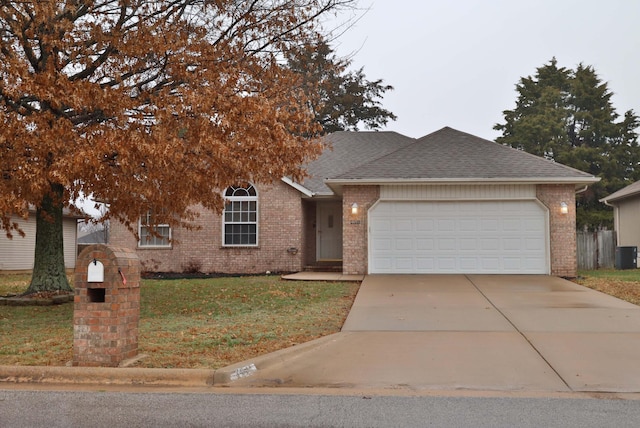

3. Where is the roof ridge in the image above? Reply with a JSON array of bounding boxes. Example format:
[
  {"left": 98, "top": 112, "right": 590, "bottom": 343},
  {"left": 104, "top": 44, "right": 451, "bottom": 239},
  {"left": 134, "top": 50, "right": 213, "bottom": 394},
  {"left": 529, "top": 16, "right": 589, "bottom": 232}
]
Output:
[{"left": 419, "top": 127, "right": 595, "bottom": 178}]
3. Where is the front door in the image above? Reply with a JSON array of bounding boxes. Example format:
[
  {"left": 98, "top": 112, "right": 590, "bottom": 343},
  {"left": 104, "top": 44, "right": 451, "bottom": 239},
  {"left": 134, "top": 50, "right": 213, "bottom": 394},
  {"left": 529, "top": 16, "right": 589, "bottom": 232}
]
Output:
[{"left": 316, "top": 202, "right": 343, "bottom": 260}]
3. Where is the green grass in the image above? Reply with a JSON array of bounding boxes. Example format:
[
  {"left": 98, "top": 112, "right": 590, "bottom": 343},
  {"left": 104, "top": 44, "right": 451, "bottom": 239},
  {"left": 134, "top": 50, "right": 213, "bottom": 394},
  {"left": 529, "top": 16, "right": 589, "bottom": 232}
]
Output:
[
  {"left": 578, "top": 269, "right": 640, "bottom": 281},
  {"left": 0, "top": 275, "right": 360, "bottom": 368},
  {"left": 575, "top": 269, "right": 640, "bottom": 306}
]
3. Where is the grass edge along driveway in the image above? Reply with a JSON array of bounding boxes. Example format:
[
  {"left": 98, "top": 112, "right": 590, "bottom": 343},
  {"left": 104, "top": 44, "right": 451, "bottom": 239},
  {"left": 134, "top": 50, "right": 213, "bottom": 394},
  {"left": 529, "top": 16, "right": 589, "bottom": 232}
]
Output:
[
  {"left": 2, "top": 269, "right": 640, "bottom": 368},
  {"left": 0, "top": 275, "right": 360, "bottom": 369}
]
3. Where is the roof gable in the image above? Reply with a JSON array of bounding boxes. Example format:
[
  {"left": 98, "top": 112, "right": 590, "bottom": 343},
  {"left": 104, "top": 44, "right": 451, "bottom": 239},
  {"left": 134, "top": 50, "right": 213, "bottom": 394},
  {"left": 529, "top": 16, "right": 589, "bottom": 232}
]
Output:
[
  {"left": 294, "top": 127, "right": 598, "bottom": 197},
  {"left": 333, "top": 127, "right": 597, "bottom": 181}
]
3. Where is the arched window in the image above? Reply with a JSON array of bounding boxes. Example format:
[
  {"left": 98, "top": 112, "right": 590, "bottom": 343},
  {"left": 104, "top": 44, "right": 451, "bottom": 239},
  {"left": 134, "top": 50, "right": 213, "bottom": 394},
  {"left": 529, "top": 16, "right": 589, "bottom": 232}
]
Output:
[{"left": 223, "top": 184, "right": 258, "bottom": 246}]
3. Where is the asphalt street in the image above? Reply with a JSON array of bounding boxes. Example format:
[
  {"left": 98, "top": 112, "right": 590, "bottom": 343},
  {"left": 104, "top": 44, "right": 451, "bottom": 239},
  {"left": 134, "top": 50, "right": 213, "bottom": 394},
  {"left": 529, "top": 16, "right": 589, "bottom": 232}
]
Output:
[{"left": 2, "top": 389, "right": 640, "bottom": 428}]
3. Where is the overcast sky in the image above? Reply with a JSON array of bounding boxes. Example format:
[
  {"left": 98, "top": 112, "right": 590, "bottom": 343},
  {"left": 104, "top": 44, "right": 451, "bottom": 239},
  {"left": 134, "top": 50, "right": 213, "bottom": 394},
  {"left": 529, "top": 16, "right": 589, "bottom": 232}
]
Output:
[{"left": 326, "top": 0, "right": 640, "bottom": 141}]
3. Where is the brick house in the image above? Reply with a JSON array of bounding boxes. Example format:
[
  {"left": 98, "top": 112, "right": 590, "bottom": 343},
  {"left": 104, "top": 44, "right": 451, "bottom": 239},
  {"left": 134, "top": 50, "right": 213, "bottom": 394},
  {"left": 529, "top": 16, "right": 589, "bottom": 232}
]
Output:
[{"left": 109, "top": 127, "right": 598, "bottom": 277}]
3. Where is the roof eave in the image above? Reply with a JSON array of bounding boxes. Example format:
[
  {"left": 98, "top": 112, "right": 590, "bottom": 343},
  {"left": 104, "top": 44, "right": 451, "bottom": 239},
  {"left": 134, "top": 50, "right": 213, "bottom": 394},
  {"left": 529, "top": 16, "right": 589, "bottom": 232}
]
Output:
[
  {"left": 324, "top": 177, "right": 600, "bottom": 194},
  {"left": 600, "top": 189, "right": 640, "bottom": 205},
  {"left": 280, "top": 177, "right": 314, "bottom": 198}
]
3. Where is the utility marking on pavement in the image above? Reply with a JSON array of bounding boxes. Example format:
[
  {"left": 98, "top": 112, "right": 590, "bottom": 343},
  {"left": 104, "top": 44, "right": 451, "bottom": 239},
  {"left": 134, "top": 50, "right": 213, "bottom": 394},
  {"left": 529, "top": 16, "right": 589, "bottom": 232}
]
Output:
[{"left": 230, "top": 363, "right": 257, "bottom": 381}]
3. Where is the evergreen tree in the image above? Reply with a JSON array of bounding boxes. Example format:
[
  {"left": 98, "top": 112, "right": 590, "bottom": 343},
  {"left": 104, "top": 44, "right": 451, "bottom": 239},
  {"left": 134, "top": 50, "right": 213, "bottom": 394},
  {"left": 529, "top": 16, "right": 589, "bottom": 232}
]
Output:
[
  {"left": 286, "top": 39, "right": 397, "bottom": 133},
  {"left": 495, "top": 59, "right": 640, "bottom": 230}
]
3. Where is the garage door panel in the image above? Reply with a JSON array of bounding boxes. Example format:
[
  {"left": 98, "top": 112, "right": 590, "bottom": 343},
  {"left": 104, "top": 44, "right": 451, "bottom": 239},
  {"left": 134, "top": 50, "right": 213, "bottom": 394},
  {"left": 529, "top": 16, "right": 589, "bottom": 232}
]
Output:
[
  {"left": 438, "top": 238, "right": 457, "bottom": 251},
  {"left": 502, "top": 219, "right": 522, "bottom": 231},
  {"left": 523, "top": 218, "right": 545, "bottom": 231},
  {"left": 438, "top": 219, "right": 456, "bottom": 231},
  {"left": 437, "top": 258, "right": 456, "bottom": 271},
  {"left": 416, "top": 238, "right": 434, "bottom": 250},
  {"left": 459, "top": 258, "right": 479, "bottom": 270},
  {"left": 459, "top": 238, "right": 478, "bottom": 250},
  {"left": 416, "top": 219, "right": 434, "bottom": 231},
  {"left": 480, "top": 258, "right": 500, "bottom": 270},
  {"left": 395, "top": 238, "right": 413, "bottom": 251},
  {"left": 480, "top": 238, "right": 500, "bottom": 250},
  {"left": 481, "top": 219, "right": 500, "bottom": 231},
  {"left": 370, "top": 201, "right": 548, "bottom": 274},
  {"left": 416, "top": 258, "right": 434, "bottom": 269},
  {"left": 459, "top": 219, "right": 478, "bottom": 231},
  {"left": 372, "top": 238, "right": 393, "bottom": 251},
  {"left": 502, "top": 238, "right": 521, "bottom": 250},
  {"left": 372, "top": 218, "right": 392, "bottom": 232},
  {"left": 524, "top": 238, "right": 544, "bottom": 250}
]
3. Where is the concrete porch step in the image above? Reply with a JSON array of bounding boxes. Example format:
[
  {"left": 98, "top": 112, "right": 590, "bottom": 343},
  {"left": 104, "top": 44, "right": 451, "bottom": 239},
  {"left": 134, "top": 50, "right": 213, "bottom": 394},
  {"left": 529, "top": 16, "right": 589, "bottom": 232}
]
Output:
[{"left": 303, "top": 262, "right": 343, "bottom": 273}]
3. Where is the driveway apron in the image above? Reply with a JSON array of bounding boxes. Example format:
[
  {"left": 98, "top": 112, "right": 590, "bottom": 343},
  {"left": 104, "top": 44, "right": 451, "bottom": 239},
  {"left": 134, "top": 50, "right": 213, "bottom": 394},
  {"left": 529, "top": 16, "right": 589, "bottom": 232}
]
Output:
[{"left": 226, "top": 275, "right": 640, "bottom": 392}]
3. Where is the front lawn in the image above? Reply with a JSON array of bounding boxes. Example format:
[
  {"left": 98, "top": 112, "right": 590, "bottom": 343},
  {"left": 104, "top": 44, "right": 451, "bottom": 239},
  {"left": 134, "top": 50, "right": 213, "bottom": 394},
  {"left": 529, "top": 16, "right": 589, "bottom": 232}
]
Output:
[
  {"left": 576, "top": 269, "right": 640, "bottom": 306},
  {"left": 0, "top": 275, "right": 359, "bottom": 368}
]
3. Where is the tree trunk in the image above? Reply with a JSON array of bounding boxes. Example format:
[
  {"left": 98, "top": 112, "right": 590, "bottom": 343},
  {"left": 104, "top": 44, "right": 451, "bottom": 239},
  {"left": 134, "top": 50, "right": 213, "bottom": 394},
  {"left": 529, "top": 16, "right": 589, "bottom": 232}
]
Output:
[{"left": 25, "top": 183, "right": 73, "bottom": 294}]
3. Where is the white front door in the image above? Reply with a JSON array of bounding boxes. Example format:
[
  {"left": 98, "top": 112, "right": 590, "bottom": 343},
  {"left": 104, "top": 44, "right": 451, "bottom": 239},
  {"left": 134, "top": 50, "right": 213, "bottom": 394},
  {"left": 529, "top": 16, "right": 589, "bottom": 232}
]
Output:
[{"left": 317, "top": 202, "right": 343, "bottom": 260}]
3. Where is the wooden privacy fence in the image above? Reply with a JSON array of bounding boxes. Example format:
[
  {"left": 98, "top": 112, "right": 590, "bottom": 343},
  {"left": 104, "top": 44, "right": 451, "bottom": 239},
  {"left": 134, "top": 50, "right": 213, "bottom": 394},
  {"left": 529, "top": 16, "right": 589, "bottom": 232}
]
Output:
[{"left": 576, "top": 230, "right": 616, "bottom": 270}]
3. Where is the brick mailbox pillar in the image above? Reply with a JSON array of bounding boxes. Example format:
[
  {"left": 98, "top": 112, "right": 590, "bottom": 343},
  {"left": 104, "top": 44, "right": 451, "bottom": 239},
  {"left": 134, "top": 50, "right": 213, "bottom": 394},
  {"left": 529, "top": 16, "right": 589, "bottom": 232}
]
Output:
[{"left": 73, "top": 244, "right": 141, "bottom": 367}]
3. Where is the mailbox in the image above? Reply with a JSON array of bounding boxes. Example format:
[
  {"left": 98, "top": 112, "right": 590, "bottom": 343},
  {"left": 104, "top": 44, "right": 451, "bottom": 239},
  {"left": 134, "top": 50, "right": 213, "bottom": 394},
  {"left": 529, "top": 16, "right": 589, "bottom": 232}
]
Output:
[
  {"left": 73, "top": 244, "right": 140, "bottom": 367},
  {"left": 87, "top": 259, "right": 104, "bottom": 282}
]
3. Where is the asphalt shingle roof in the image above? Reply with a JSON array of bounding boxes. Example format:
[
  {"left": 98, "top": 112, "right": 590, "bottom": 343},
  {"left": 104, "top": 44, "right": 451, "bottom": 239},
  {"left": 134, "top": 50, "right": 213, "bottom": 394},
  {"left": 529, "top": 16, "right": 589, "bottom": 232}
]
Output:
[
  {"left": 302, "top": 131, "right": 415, "bottom": 194},
  {"left": 301, "top": 127, "right": 597, "bottom": 195},
  {"left": 600, "top": 180, "right": 640, "bottom": 203}
]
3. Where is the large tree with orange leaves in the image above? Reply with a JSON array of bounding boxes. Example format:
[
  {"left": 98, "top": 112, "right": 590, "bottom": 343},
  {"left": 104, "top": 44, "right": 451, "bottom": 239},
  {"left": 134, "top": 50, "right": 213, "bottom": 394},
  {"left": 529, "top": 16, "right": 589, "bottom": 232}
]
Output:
[{"left": 0, "top": 0, "right": 353, "bottom": 293}]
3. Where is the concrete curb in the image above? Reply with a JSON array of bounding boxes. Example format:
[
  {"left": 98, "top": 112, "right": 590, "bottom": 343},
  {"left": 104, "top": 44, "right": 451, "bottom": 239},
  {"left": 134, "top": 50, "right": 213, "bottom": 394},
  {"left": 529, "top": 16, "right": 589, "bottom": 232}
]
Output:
[
  {"left": 0, "top": 334, "right": 343, "bottom": 388},
  {"left": 214, "top": 333, "right": 344, "bottom": 385},
  {"left": 0, "top": 365, "right": 215, "bottom": 387}
]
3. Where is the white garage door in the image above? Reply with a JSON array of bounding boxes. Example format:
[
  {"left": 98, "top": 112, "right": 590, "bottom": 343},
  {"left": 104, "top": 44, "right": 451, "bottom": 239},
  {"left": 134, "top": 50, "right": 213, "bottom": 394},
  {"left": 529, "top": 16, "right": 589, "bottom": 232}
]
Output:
[{"left": 369, "top": 200, "right": 548, "bottom": 274}]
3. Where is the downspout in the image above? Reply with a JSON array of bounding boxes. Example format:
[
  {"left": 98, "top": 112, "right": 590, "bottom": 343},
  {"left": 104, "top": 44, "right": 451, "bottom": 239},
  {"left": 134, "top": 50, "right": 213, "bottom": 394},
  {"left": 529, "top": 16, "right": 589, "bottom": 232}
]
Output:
[
  {"left": 601, "top": 196, "right": 619, "bottom": 246},
  {"left": 575, "top": 185, "right": 588, "bottom": 195}
]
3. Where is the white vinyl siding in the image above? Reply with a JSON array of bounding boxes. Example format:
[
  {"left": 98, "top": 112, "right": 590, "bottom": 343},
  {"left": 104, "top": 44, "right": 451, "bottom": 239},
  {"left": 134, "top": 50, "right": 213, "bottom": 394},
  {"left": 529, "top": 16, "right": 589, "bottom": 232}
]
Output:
[
  {"left": 0, "top": 215, "right": 77, "bottom": 270},
  {"left": 380, "top": 184, "right": 537, "bottom": 200},
  {"left": 369, "top": 200, "right": 548, "bottom": 274}
]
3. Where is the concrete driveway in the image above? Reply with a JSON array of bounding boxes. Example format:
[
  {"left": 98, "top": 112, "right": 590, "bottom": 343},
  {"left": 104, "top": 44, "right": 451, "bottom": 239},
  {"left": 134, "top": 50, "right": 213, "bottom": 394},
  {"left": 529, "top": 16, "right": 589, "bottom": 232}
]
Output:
[{"left": 222, "top": 275, "right": 640, "bottom": 392}]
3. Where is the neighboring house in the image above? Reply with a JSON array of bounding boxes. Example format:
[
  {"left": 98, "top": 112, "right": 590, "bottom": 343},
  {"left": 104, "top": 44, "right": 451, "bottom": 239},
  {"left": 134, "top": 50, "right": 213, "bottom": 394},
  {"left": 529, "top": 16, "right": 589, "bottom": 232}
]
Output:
[
  {"left": 0, "top": 210, "right": 80, "bottom": 272},
  {"left": 600, "top": 180, "right": 640, "bottom": 250},
  {"left": 109, "top": 127, "right": 598, "bottom": 277},
  {"left": 77, "top": 229, "right": 108, "bottom": 245}
]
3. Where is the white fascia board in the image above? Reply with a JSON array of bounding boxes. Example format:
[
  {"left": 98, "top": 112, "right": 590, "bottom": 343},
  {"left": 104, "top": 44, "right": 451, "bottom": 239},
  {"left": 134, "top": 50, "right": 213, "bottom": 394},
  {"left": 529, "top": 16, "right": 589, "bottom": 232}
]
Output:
[
  {"left": 601, "top": 190, "right": 640, "bottom": 205},
  {"left": 280, "top": 177, "right": 314, "bottom": 197},
  {"left": 324, "top": 177, "right": 600, "bottom": 187}
]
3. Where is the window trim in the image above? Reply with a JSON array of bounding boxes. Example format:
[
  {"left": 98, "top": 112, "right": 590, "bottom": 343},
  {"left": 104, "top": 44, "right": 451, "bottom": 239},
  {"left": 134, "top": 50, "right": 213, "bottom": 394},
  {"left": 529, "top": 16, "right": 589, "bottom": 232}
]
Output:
[
  {"left": 222, "top": 184, "right": 259, "bottom": 247},
  {"left": 138, "top": 211, "right": 172, "bottom": 248}
]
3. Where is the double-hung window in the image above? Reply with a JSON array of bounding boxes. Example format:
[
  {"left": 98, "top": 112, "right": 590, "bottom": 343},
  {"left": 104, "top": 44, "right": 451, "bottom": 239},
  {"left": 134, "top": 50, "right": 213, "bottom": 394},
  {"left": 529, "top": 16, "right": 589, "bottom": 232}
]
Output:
[
  {"left": 139, "top": 210, "right": 171, "bottom": 248},
  {"left": 223, "top": 184, "right": 258, "bottom": 246}
]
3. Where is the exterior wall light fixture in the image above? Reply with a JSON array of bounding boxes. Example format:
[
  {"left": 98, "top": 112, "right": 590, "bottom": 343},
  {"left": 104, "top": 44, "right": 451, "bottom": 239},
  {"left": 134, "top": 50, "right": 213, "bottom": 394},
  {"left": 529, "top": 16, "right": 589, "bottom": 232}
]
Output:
[
  {"left": 560, "top": 201, "right": 568, "bottom": 214},
  {"left": 351, "top": 202, "right": 359, "bottom": 215}
]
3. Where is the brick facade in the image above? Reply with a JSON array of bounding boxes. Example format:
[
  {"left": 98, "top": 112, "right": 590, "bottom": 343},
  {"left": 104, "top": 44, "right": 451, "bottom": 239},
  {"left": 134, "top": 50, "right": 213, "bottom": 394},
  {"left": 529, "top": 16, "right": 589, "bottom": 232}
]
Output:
[
  {"left": 110, "top": 181, "right": 579, "bottom": 277},
  {"left": 109, "top": 181, "right": 305, "bottom": 274},
  {"left": 536, "top": 184, "right": 578, "bottom": 277},
  {"left": 342, "top": 185, "right": 380, "bottom": 275}
]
